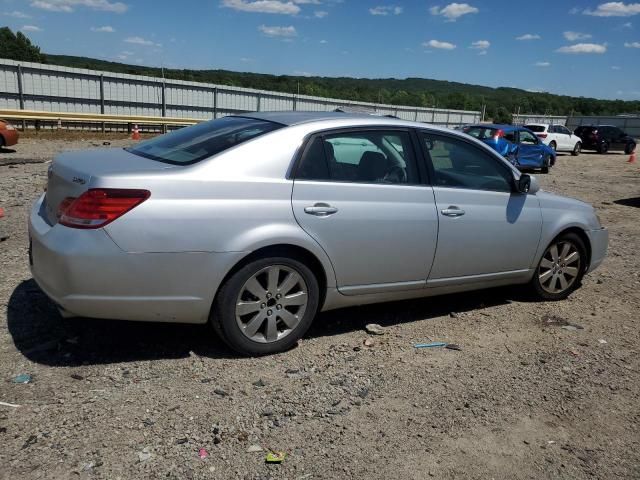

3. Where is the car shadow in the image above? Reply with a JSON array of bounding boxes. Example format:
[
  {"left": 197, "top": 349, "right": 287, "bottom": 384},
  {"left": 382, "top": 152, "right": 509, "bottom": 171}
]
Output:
[
  {"left": 8, "top": 278, "right": 527, "bottom": 366},
  {"left": 614, "top": 197, "right": 640, "bottom": 208},
  {"left": 0, "top": 147, "right": 17, "bottom": 154}
]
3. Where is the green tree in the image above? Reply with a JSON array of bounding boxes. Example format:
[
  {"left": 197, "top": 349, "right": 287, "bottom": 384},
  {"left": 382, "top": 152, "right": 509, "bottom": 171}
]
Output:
[{"left": 0, "top": 27, "right": 46, "bottom": 62}]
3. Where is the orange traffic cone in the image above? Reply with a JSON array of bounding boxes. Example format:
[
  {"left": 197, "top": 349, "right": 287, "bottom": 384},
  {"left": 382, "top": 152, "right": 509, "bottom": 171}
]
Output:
[
  {"left": 0, "top": 207, "right": 4, "bottom": 218},
  {"left": 628, "top": 151, "right": 636, "bottom": 163},
  {"left": 132, "top": 124, "right": 141, "bottom": 141}
]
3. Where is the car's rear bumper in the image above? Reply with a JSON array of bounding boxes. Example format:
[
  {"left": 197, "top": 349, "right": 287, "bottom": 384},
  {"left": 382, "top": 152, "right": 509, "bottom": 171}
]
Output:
[
  {"left": 28, "top": 194, "right": 244, "bottom": 324},
  {"left": 1, "top": 129, "right": 18, "bottom": 147},
  {"left": 586, "top": 227, "right": 608, "bottom": 273}
]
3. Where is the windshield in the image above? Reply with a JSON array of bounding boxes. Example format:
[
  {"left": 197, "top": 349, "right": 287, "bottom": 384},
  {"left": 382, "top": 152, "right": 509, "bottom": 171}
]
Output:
[
  {"left": 524, "top": 125, "right": 545, "bottom": 132},
  {"left": 127, "top": 116, "right": 283, "bottom": 165}
]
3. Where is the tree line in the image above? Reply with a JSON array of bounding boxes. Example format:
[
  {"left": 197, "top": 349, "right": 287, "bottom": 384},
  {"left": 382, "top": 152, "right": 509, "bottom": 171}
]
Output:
[{"left": 2, "top": 27, "right": 639, "bottom": 123}]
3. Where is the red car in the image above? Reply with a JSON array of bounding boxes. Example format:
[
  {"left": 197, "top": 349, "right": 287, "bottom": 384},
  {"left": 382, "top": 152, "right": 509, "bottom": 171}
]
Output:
[{"left": 0, "top": 119, "right": 19, "bottom": 148}]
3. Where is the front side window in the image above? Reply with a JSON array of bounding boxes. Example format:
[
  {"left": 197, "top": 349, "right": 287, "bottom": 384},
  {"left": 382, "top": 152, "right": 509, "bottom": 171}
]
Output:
[
  {"left": 127, "top": 116, "right": 283, "bottom": 165},
  {"left": 519, "top": 130, "right": 538, "bottom": 144},
  {"left": 296, "top": 130, "right": 419, "bottom": 184},
  {"left": 421, "top": 132, "right": 513, "bottom": 192}
]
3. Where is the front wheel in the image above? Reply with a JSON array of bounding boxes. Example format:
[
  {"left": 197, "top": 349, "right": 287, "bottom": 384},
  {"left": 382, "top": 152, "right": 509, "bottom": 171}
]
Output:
[
  {"left": 598, "top": 142, "right": 609, "bottom": 154},
  {"left": 571, "top": 142, "right": 581, "bottom": 156},
  {"left": 211, "top": 256, "right": 320, "bottom": 355},
  {"left": 529, "top": 233, "right": 586, "bottom": 301}
]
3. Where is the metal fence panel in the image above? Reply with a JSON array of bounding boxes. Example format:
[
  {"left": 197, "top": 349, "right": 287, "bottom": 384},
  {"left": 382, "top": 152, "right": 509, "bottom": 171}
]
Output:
[{"left": 0, "top": 58, "right": 482, "bottom": 128}]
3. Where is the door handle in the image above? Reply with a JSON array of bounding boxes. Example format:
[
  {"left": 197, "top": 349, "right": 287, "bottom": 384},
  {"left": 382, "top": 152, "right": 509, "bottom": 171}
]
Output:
[
  {"left": 304, "top": 203, "right": 338, "bottom": 216},
  {"left": 441, "top": 206, "right": 465, "bottom": 217}
]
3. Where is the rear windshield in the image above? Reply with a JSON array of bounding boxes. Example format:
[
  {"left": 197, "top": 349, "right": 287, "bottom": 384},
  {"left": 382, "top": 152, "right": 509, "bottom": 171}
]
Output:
[
  {"left": 127, "top": 116, "right": 283, "bottom": 165},
  {"left": 463, "top": 126, "right": 497, "bottom": 139},
  {"left": 524, "top": 125, "right": 545, "bottom": 132}
]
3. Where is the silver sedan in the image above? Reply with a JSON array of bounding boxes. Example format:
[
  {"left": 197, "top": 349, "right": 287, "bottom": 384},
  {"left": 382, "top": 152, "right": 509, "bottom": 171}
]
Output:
[{"left": 29, "top": 112, "right": 608, "bottom": 355}]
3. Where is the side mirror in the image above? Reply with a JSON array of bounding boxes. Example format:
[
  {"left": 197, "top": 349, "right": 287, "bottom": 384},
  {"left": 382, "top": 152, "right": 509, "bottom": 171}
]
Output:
[{"left": 516, "top": 173, "right": 539, "bottom": 194}]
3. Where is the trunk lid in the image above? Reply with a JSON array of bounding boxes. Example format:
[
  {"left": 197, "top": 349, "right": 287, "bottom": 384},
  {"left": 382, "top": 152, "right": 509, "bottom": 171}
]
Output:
[{"left": 45, "top": 148, "right": 174, "bottom": 225}]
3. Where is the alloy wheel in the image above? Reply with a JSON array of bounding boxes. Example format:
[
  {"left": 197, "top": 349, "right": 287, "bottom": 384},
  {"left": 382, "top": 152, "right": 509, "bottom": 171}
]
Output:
[
  {"left": 538, "top": 241, "right": 582, "bottom": 294},
  {"left": 235, "top": 265, "right": 308, "bottom": 343}
]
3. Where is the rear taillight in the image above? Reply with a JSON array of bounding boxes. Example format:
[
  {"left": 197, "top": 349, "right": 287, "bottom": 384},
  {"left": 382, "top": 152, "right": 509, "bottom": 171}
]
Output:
[
  {"left": 536, "top": 133, "right": 547, "bottom": 139},
  {"left": 59, "top": 188, "right": 150, "bottom": 229},
  {"left": 492, "top": 129, "right": 504, "bottom": 140}
]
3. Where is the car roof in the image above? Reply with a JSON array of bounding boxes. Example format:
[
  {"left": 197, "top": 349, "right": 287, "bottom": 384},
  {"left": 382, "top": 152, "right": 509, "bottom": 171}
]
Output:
[
  {"left": 238, "top": 111, "right": 392, "bottom": 126},
  {"left": 465, "top": 123, "right": 519, "bottom": 131}
]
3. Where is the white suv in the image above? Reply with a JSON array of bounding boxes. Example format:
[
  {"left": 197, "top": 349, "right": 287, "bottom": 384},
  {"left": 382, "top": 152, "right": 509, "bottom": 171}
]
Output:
[{"left": 525, "top": 124, "right": 582, "bottom": 156}]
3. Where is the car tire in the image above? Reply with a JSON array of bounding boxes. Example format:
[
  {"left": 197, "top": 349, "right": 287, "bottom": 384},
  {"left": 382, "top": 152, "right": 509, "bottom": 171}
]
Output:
[
  {"left": 598, "top": 142, "right": 609, "bottom": 154},
  {"left": 625, "top": 143, "right": 636, "bottom": 155},
  {"left": 541, "top": 156, "right": 550, "bottom": 174},
  {"left": 571, "top": 142, "right": 581, "bottom": 156},
  {"left": 529, "top": 232, "right": 587, "bottom": 301},
  {"left": 549, "top": 141, "right": 557, "bottom": 152},
  {"left": 211, "top": 256, "right": 320, "bottom": 356}
]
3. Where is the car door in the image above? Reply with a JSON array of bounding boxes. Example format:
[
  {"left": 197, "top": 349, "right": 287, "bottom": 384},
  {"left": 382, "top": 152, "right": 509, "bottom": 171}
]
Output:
[
  {"left": 556, "top": 125, "right": 571, "bottom": 149},
  {"left": 418, "top": 131, "right": 542, "bottom": 282},
  {"left": 291, "top": 128, "right": 439, "bottom": 295},
  {"left": 611, "top": 127, "right": 627, "bottom": 150},
  {"left": 516, "top": 129, "right": 546, "bottom": 168}
]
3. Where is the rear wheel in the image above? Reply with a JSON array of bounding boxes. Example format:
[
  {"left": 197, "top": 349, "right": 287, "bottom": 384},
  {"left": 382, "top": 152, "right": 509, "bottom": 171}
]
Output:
[
  {"left": 211, "top": 256, "right": 320, "bottom": 356},
  {"left": 530, "top": 233, "right": 586, "bottom": 301},
  {"left": 571, "top": 141, "right": 581, "bottom": 156},
  {"left": 625, "top": 142, "right": 636, "bottom": 155},
  {"left": 549, "top": 141, "right": 557, "bottom": 152},
  {"left": 541, "top": 156, "right": 550, "bottom": 174}
]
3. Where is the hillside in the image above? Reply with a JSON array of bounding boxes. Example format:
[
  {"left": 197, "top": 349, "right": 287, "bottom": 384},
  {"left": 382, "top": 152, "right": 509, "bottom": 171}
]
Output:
[{"left": 45, "top": 54, "right": 640, "bottom": 122}]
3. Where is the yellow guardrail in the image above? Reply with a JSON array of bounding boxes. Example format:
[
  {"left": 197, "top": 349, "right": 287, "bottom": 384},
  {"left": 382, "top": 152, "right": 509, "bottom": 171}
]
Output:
[{"left": 0, "top": 109, "right": 203, "bottom": 126}]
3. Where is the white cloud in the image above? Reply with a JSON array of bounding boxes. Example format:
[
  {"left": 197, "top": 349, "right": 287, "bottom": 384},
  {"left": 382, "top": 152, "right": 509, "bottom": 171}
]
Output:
[
  {"left": 423, "top": 39, "right": 456, "bottom": 50},
  {"left": 611, "top": 65, "right": 622, "bottom": 69},
  {"left": 430, "top": 3, "right": 479, "bottom": 21},
  {"left": 584, "top": 2, "right": 640, "bottom": 17},
  {"left": 258, "top": 25, "right": 297, "bottom": 37},
  {"left": 556, "top": 43, "right": 607, "bottom": 53},
  {"left": 30, "top": 0, "right": 128, "bottom": 13},
  {"left": 623, "top": 21, "right": 633, "bottom": 26},
  {"left": 21, "top": 25, "right": 42, "bottom": 32},
  {"left": 221, "top": 0, "right": 300, "bottom": 15},
  {"left": 564, "top": 31, "right": 592, "bottom": 41},
  {"left": 319, "top": 39, "right": 328, "bottom": 43},
  {"left": 314, "top": 10, "right": 328, "bottom": 17},
  {"left": 516, "top": 33, "right": 541, "bottom": 40},
  {"left": 470, "top": 39, "right": 489, "bottom": 49},
  {"left": 3, "top": 11, "right": 31, "bottom": 18},
  {"left": 535, "top": 61, "right": 551, "bottom": 67},
  {"left": 569, "top": 6, "right": 581, "bottom": 14},
  {"left": 124, "top": 36, "right": 161, "bottom": 47},
  {"left": 625, "top": 40, "right": 640, "bottom": 46},
  {"left": 369, "top": 5, "right": 403, "bottom": 15},
  {"left": 293, "top": 70, "right": 314, "bottom": 76},
  {"left": 91, "top": 25, "right": 115, "bottom": 32}
]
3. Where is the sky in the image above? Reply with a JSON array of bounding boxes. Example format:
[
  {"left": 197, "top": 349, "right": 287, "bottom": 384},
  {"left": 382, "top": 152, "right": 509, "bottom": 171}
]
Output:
[{"left": 1, "top": 0, "right": 640, "bottom": 100}]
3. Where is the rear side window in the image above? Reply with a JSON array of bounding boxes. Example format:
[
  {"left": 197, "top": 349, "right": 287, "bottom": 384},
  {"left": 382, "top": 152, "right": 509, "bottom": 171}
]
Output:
[
  {"left": 296, "top": 130, "right": 419, "bottom": 184},
  {"left": 127, "top": 116, "right": 283, "bottom": 165},
  {"left": 524, "top": 125, "right": 546, "bottom": 133},
  {"left": 463, "top": 126, "right": 497, "bottom": 139}
]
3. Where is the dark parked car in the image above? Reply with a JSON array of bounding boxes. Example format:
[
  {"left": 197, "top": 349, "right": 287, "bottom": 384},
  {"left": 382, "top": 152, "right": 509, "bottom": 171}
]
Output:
[{"left": 573, "top": 125, "right": 636, "bottom": 154}]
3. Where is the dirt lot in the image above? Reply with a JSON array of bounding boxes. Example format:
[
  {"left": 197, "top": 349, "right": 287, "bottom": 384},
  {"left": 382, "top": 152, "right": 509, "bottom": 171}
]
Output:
[{"left": 1, "top": 135, "right": 639, "bottom": 480}]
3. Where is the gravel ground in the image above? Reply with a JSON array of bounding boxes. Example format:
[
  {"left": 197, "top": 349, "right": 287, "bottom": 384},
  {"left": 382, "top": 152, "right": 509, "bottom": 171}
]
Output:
[{"left": 1, "top": 136, "right": 639, "bottom": 480}]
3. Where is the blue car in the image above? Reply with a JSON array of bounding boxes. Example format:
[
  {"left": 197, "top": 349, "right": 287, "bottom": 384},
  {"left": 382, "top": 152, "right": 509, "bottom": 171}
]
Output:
[{"left": 462, "top": 124, "right": 556, "bottom": 173}]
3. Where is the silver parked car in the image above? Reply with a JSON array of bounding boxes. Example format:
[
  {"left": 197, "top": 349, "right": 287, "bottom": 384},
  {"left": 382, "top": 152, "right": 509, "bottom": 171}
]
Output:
[{"left": 29, "top": 112, "right": 608, "bottom": 355}]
